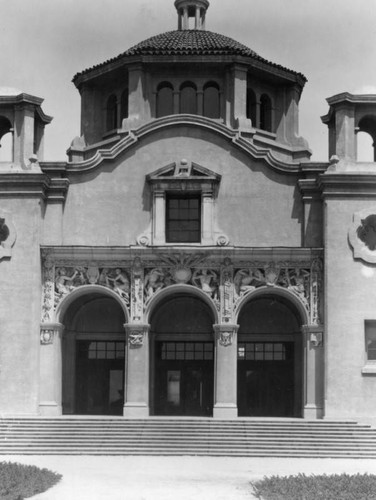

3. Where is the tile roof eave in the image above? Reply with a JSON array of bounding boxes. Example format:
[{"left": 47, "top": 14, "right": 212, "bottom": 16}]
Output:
[{"left": 73, "top": 53, "right": 306, "bottom": 89}]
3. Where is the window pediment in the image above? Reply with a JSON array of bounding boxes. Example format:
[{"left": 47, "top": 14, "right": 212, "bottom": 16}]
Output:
[{"left": 146, "top": 160, "right": 221, "bottom": 194}]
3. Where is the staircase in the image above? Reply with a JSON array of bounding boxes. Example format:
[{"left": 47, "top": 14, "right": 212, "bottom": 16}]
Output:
[{"left": 1, "top": 418, "right": 376, "bottom": 458}]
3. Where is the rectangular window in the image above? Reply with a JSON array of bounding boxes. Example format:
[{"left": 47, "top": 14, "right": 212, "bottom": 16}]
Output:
[
  {"left": 166, "top": 194, "right": 201, "bottom": 243},
  {"left": 237, "top": 342, "right": 288, "bottom": 361},
  {"left": 159, "top": 342, "right": 213, "bottom": 361},
  {"left": 362, "top": 321, "right": 376, "bottom": 374}
]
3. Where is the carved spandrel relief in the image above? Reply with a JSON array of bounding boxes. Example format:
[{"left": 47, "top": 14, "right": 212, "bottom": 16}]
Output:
[
  {"left": 233, "top": 263, "right": 314, "bottom": 314},
  {"left": 54, "top": 266, "right": 131, "bottom": 306}
]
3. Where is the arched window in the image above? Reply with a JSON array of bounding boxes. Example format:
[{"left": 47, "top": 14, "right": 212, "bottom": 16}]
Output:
[
  {"left": 156, "top": 82, "right": 174, "bottom": 118},
  {"left": 106, "top": 94, "right": 118, "bottom": 131},
  {"left": 180, "top": 82, "right": 197, "bottom": 114},
  {"left": 0, "top": 116, "right": 13, "bottom": 162},
  {"left": 246, "top": 88, "right": 257, "bottom": 126},
  {"left": 260, "top": 94, "right": 272, "bottom": 132},
  {"left": 357, "top": 116, "right": 376, "bottom": 161},
  {"left": 120, "top": 88, "right": 129, "bottom": 122},
  {"left": 203, "top": 82, "right": 220, "bottom": 119}
]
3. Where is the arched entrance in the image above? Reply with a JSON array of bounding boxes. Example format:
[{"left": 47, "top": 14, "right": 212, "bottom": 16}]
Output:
[
  {"left": 61, "top": 291, "right": 126, "bottom": 415},
  {"left": 150, "top": 293, "right": 215, "bottom": 416},
  {"left": 237, "top": 294, "right": 303, "bottom": 417}
]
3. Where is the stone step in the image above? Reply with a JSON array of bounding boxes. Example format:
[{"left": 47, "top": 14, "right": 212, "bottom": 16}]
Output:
[{"left": 1, "top": 418, "right": 375, "bottom": 458}]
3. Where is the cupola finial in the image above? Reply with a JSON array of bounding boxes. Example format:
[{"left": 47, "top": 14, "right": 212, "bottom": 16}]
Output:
[{"left": 174, "top": 0, "right": 210, "bottom": 30}]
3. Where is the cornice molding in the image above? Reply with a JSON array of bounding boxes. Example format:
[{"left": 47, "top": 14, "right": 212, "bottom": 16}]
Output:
[
  {"left": 66, "top": 115, "right": 312, "bottom": 175},
  {"left": 0, "top": 173, "right": 69, "bottom": 201},
  {"left": 319, "top": 173, "right": 376, "bottom": 198}
]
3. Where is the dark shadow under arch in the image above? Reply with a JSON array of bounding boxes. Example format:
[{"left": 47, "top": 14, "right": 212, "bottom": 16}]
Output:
[
  {"left": 150, "top": 293, "right": 215, "bottom": 416},
  {"left": 61, "top": 291, "right": 126, "bottom": 416},
  {"left": 237, "top": 294, "right": 303, "bottom": 417}
]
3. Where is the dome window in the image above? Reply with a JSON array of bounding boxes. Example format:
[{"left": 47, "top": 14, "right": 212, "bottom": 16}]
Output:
[
  {"left": 157, "top": 82, "right": 174, "bottom": 118},
  {"left": 260, "top": 94, "right": 273, "bottom": 132},
  {"left": 106, "top": 94, "right": 118, "bottom": 131},
  {"left": 180, "top": 82, "right": 197, "bottom": 114},
  {"left": 120, "top": 88, "right": 129, "bottom": 122},
  {"left": 203, "top": 82, "right": 220, "bottom": 119}
]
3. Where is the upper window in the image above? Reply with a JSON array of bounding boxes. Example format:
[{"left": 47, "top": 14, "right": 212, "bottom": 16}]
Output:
[
  {"left": 362, "top": 320, "right": 376, "bottom": 374},
  {"left": 157, "top": 82, "right": 174, "bottom": 118},
  {"left": 106, "top": 94, "right": 118, "bottom": 131},
  {"left": 260, "top": 94, "right": 272, "bottom": 132},
  {"left": 166, "top": 194, "right": 201, "bottom": 243},
  {"left": 203, "top": 82, "right": 220, "bottom": 119},
  {"left": 120, "top": 89, "right": 129, "bottom": 122},
  {"left": 246, "top": 88, "right": 257, "bottom": 125},
  {"left": 180, "top": 82, "right": 197, "bottom": 114}
]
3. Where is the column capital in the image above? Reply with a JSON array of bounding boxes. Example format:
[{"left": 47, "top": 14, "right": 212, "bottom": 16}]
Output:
[
  {"left": 40, "top": 323, "right": 64, "bottom": 345},
  {"left": 213, "top": 324, "right": 239, "bottom": 347},
  {"left": 124, "top": 323, "right": 150, "bottom": 348},
  {"left": 301, "top": 324, "right": 324, "bottom": 347}
]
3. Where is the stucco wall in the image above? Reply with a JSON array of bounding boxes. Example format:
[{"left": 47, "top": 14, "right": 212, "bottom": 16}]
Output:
[
  {"left": 324, "top": 198, "right": 376, "bottom": 422},
  {"left": 0, "top": 198, "right": 42, "bottom": 414},
  {"left": 56, "top": 127, "right": 303, "bottom": 248}
]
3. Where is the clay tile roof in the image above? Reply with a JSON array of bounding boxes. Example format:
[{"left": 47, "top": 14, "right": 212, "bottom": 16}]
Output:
[{"left": 73, "top": 30, "right": 306, "bottom": 82}]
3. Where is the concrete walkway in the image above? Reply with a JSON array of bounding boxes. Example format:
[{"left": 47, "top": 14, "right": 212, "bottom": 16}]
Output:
[{"left": 1, "top": 455, "right": 376, "bottom": 500}]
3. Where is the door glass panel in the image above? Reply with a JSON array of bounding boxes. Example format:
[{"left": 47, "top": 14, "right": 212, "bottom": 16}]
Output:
[{"left": 167, "top": 370, "right": 181, "bottom": 406}]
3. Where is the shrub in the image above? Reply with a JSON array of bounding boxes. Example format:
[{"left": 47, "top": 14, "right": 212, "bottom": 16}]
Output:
[
  {"left": 0, "top": 461, "right": 62, "bottom": 500},
  {"left": 252, "top": 473, "right": 376, "bottom": 500}
]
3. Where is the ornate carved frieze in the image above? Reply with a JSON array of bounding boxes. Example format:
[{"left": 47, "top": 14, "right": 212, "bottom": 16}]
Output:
[{"left": 41, "top": 250, "right": 323, "bottom": 327}]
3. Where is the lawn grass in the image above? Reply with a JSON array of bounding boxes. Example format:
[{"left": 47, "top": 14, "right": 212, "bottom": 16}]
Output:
[
  {"left": 0, "top": 461, "right": 62, "bottom": 500},
  {"left": 252, "top": 473, "right": 376, "bottom": 500}
]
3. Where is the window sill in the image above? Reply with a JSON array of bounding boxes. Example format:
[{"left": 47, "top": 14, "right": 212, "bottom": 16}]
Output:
[{"left": 361, "top": 363, "right": 376, "bottom": 375}]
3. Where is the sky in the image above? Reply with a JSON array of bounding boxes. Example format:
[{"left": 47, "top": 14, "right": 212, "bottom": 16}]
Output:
[{"left": 1, "top": 0, "right": 376, "bottom": 162}]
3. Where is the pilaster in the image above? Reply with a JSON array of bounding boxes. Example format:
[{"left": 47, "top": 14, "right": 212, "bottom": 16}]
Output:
[
  {"left": 302, "top": 324, "right": 324, "bottom": 419},
  {"left": 123, "top": 323, "right": 150, "bottom": 417},
  {"left": 39, "top": 323, "right": 64, "bottom": 416},
  {"left": 213, "top": 324, "right": 239, "bottom": 418}
]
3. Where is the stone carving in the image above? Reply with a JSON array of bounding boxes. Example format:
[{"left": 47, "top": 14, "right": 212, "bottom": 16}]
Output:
[
  {"left": 53, "top": 266, "right": 131, "bottom": 306},
  {"left": 0, "top": 214, "right": 16, "bottom": 261},
  {"left": 217, "top": 329, "right": 234, "bottom": 347},
  {"left": 0, "top": 218, "right": 9, "bottom": 243},
  {"left": 220, "top": 258, "right": 234, "bottom": 323},
  {"left": 103, "top": 268, "right": 130, "bottom": 303},
  {"left": 144, "top": 267, "right": 166, "bottom": 300},
  {"left": 310, "top": 259, "right": 323, "bottom": 325},
  {"left": 286, "top": 268, "right": 310, "bottom": 308},
  {"left": 41, "top": 258, "right": 55, "bottom": 322},
  {"left": 131, "top": 257, "right": 144, "bottom": 322},
  {"left": 40, "top": 329, "right": 54, "bottom": 345},
  {"left": 136, "top": 234, "right": 150, "bottom": 247},
  {"left": 349, "top": 208, "right": 376, "bottom": 263},
  {"left": 216, "top": 234, "right": 229, "bottom": 246},
  {"left": 310, "top": 331, "right": 323, "bottom": 347},
  {"left": 128, "top": 330, "right": 145, "bottom": 347},
  {"left": 357, "top": 214, "right": 376, "bottom": 251},
  {"left": 40, "top": 252, "right": 323, "bottom": 327},
  {"left": 192, "top": 269, "right": 219, "bottom": 299}
]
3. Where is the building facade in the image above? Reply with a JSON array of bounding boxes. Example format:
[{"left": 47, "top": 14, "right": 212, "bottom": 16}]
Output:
[{"left": 1, "top": 0, "right": 376, "bottom": 423}]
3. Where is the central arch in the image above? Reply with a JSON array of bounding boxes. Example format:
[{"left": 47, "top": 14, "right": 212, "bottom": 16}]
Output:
[
  {"left": 150, "top": 292, "right": 215, "bottom": 416},
  {"left": 237, "top": 292, "right": 304, "bottom": 417}
]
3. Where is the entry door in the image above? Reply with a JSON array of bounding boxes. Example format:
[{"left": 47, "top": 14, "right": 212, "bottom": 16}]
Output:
[
  {"left": 154, "top": 341, "right": 214, "bottom": 416},
  {"left": 237, "top": 341, "right": 295, "bottom": 417},
  {"left": 75, "top": 341, "right": 125, "bottom": 415}
]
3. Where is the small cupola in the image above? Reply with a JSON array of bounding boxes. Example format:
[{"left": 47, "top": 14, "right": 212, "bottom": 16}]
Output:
[{"left": 174, "top": 0, "right": 209, "bottom": 30}]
